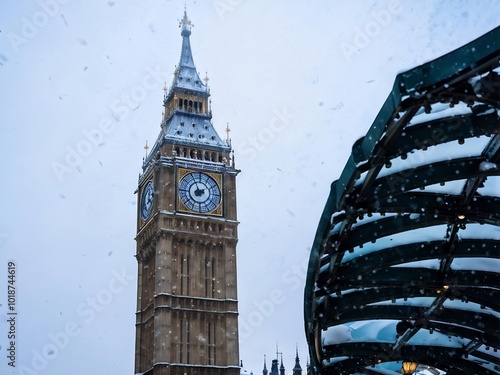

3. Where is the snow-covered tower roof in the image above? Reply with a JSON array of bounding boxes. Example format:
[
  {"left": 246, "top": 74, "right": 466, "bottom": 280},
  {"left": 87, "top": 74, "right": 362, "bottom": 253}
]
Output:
[
  {"left": 158, "top": 9, "right": 229, "bottom": 152},
  {"left": 171, "top": 9, "right": 207, "bottom": 94},
  {"left": 141, "top": 10, "right": 231, "bottom": 170}
]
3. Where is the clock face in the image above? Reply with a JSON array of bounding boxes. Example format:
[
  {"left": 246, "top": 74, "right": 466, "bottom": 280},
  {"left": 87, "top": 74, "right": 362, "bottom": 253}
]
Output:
[
  {"left": 140, "top": 181, "right": 154, "bottom": 221},
  {"left": 178, "top": 171, "right": 221, "bottom": 214}
]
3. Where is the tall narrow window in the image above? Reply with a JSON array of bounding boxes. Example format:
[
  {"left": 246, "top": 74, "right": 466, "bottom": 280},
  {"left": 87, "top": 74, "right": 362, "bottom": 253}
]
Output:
[
  {"left": 186, "top": 320, "right": 191, "bottom": 364},
  {"left": 180, "top": 254, "right": 184, "bottom": 295},
  {"left": 204, "top": 258, "right": 209, "bottom": 298},
  {"left": 186, "top": 255, "right": 190, "bottom": 295},
  {"left": 211, "top": 257, "right": 216, "bottom": 298},
  {"left": 180, "top": 254, "right": 190, "bottom": 295},
  {"left": 179, "top": 318, "right": 191, "bottom": 364},
  {"left": 207, "top": 321, "right": 216, "bottom": 365},
  {"left": 180, "top": 319, "right": 184, "bottom": 363},
  {"left": 208, "top": 322, "right": 212, "bottom": 365}
]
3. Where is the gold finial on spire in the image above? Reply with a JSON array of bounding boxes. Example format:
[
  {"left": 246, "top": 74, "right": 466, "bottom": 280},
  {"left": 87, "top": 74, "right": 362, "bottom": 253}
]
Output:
[
  {"left": 225, "top": 123, "right": 231, "bottom": 145},
  {"left": 179, "top": 6, "right": 193, "bottom": 30},
  {"left": 144, "top": 140, "right": 149, "bottom": 158}
]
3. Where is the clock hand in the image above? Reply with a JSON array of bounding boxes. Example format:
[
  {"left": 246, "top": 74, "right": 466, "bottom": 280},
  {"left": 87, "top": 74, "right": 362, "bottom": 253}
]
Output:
[{"left": 194, "top": 182, "right": 205, "bottom": 197}]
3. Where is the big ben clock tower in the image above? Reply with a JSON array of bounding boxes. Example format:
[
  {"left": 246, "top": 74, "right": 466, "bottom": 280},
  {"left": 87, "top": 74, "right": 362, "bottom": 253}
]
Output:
[{"left": 134, "top": 11, "right": 240, "bottom": 375}]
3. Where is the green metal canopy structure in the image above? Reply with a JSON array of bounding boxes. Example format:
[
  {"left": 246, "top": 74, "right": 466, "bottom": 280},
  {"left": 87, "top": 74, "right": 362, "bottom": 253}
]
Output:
[{"left": 304, "top": 27, "right": 500, "bottom": 375}]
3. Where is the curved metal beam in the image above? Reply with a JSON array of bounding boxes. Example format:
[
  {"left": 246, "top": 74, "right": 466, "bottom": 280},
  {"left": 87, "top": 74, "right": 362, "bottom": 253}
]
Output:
[
  {"left": 323, "top": 284, "right": 500, "bottom": 314},
  {"left": 355, "top": 157, "right": 500, "bottom": 206},
  {"left": 323, "top": 268, "right": 500, "bottom": 291},
  {"left": 318, "top": 304, "right": 499, "bottom": 335},
  {"left": 380, "top": 113, "right": 500, "bottom": 163},
  {"left": 329, "top": 240, "right": 500, "bottom": 276},
  {"left": 321, "top": 343, "right": 499, "bottom": 375}
]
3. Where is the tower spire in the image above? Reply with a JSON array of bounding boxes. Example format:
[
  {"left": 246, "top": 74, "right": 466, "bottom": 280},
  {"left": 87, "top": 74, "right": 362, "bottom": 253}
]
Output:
[
  {"left": 169, "top": 7, "right": 206, "bottom": 95},
  {"left": 293, "top": 345, "right": 303, "bottom": 375},
  {"left": 279, "top": 353, "right": 285, "bottom": 375},
  {"left": 263, "top": 355, "right": 268, "bottom": 375},
  {"left": 159, "top": 11, "right": 230, "bottom": 152}
]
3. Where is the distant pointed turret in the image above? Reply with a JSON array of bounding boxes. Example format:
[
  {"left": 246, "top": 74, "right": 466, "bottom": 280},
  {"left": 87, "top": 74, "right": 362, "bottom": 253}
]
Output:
[
  {"left": 263, "top": 355, "right": 268, "bottom": 375},
  {"left": 292, "top": 346, "right": 302, "bottom": 375},
  {"left": 261, "top": 345, "right": 307, "bottom": 375},
  {"left": 279, "top": 354, "right": 286, "bottom": 375}
]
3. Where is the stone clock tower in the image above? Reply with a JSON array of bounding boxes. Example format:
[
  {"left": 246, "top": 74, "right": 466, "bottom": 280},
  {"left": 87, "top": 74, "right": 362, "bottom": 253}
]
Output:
[{"left": 134, "top": 11, "right": 240, "bottom": 375}]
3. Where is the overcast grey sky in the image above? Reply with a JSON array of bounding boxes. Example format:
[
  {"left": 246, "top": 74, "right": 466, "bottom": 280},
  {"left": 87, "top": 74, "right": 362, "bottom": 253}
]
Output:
[{"left": 1, "top": 1, "right": 499, "bottom": 374}]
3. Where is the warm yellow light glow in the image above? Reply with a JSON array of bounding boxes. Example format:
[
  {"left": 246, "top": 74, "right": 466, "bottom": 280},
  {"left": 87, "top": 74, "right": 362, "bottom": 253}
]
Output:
[
  {"left": 402, "top": 361, "right": 418, "bottom": 374},
  {"left": 458, "top": 214, "right": 466, "bottom": 220}
]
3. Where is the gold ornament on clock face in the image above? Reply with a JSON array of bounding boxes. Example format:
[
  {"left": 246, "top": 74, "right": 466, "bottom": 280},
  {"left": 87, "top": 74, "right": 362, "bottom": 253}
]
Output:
[{"left": 178, "top": 171, "right": 221, "bottom": 214}]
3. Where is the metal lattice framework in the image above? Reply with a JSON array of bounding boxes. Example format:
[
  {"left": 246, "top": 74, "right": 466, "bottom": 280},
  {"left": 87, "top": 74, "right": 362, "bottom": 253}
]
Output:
[{"left": 304, "top": 27, "right": 500, "bottom": 375}]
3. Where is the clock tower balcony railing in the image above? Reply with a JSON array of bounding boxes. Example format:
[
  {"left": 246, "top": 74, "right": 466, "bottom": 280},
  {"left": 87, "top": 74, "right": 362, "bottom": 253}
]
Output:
[
  {"left": 173, "top": 107, "right": 212, "bottom": 117},
  {"left": 163, "top": 107, "right": 213, "bottom": 122},
  {"left": 159, "top": 212, "right": 238, "bottom": 240},
  {"left": 165, "top": 86, "right": 210, "bottom": 98}
]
